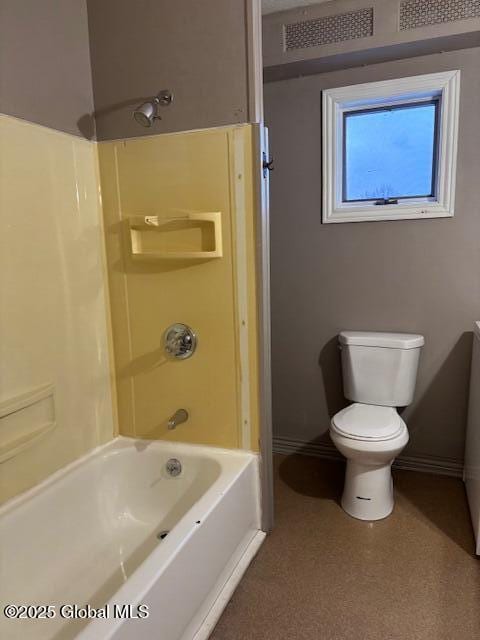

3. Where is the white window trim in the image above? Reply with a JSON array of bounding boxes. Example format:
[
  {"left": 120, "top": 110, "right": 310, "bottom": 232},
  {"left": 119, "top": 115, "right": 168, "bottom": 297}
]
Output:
[{"left": 322, "top": 70, "right": 461, "bottom": 224}]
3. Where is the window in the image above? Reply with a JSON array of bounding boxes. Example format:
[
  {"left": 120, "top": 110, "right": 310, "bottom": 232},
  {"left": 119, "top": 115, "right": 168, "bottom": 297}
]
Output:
[
  {"left": 322, "top": 71, "right": 460, "bottom": 223},
  {"left": 343, "top": 101, "right": 439, "bottom": 202}
]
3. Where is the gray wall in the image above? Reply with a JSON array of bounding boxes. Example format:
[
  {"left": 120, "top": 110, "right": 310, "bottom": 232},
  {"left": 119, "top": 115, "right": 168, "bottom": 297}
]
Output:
[
  {"left": 263, "top": 0, "right": 480, "bottom": 82},
  {"left": 0, "top": 0, "right": 95, "bottom": 137},
  {"left": 0, "top": 1, "right": 255, "bottom": 140},
  {"left": 87, "top": 0, "right": 251, "bottom": 141},
  {"left": 265, "top": 47, "right": 480, "bottom": 462}
]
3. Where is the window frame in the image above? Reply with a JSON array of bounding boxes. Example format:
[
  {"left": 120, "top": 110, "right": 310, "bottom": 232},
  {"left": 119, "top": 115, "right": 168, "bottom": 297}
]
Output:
[{"left": 322, "top": 71, "right": 461, "bottom": 224}]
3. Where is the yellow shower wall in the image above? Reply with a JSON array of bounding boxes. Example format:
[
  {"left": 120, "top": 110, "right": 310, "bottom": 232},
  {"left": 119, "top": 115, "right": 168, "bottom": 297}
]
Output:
[
  {"left": 0, "top": 115, "right": 116, "bottom": 504},
  {"left": 98, "top": 125, "right": 260, "bottom": 450}
]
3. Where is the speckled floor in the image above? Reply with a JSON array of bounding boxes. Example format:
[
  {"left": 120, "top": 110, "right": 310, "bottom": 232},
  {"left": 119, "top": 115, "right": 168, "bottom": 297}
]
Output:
[{"left": 210, "top": 454, "right": 480, "bottom": 640}]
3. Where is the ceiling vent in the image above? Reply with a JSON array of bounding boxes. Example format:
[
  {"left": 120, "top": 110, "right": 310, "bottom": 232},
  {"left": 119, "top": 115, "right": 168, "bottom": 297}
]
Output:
[
  {"left": 400, "top": 0, "right": 480, "bottom": 30},
  {"left": 284, "top": 7, "right": 373, "bottom": 52}
]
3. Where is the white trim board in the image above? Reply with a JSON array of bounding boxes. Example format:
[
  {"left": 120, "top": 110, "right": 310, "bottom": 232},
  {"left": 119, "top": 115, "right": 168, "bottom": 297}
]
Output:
[
  {"left": 254, "top": 124, "right": 274, "bottom": 533},
  {"left": 273, "top": 436, "right": 464, "bottom": 478}
]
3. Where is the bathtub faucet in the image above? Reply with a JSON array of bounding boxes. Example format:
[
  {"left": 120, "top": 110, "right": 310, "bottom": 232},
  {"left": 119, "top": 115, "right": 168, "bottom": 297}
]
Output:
[{"left": 168, "top": 409, "right": 189, "bottom": 430}]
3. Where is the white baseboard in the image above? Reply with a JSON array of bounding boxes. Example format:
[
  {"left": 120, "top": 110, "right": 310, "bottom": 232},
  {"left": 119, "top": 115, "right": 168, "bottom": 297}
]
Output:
[
  {"left": 273, "top": 436, "right": 464, "bottom": 478},
  {"left": 190, "top": 530, "right": 266, "bottom": 640}
]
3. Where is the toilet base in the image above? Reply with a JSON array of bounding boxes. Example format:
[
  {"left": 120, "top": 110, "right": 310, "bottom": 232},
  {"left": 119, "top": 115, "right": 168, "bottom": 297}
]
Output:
[{"left": 341, "top": 460, "right": 394, "bottom": 521}]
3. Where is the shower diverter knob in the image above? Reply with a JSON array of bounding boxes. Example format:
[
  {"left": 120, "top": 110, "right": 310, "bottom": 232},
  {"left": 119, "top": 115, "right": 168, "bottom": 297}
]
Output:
[{"left": 164, "top": 323, "right": 197, "bottom": 360}]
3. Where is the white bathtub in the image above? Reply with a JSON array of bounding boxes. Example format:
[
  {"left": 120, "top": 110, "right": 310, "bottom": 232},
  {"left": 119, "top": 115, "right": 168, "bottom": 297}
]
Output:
[{"left": 0, "top": 437, "right": 263, "bottom": 640}]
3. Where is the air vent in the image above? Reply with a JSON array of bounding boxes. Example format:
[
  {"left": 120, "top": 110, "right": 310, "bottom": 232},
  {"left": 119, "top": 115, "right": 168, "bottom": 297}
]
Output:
[
  {"left": 284, "top": 8, "right": 373, "bottom": 52},
  {"left": 400, "top": 0, "right": 480, "bottom": 30}
]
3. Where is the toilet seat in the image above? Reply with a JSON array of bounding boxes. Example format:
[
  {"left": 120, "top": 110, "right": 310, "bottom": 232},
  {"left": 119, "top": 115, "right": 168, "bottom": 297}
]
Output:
[{"left": 331, "top": 403, "right": 405, "bottom": 441}]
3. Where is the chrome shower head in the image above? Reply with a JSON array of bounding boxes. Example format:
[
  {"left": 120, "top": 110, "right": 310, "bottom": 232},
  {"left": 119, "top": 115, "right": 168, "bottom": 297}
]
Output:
[
  {"left": 133, "top": 90, "right": 173, "bottom": 127},
  {"left": 133, "top": 101, "right": 157, "bottom": 127}
]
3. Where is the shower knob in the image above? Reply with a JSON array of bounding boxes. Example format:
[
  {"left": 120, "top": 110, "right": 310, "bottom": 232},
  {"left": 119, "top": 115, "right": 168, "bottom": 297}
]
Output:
[{"left": 164, "top": 323, "right": 197, "bottom": 360}]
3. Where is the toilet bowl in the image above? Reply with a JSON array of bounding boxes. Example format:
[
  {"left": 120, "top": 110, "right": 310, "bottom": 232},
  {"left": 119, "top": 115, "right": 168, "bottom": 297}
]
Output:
[
  {"left": 330, "top": 331, "right": 424, "bottom": 521},
  {"left": 330, "top": 403, "right": 409, "bottom": 520}
]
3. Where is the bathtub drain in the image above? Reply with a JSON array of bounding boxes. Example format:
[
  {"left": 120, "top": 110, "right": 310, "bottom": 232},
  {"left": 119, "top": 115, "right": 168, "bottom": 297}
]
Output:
[
  {"left": 166, "top": 458, "right": 182, "bottom": 477},
  {"left": 157, "top": 530, "right": 170, "bottom": 541}
]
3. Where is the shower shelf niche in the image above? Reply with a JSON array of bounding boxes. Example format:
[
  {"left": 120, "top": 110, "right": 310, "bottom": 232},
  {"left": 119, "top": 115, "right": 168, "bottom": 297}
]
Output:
[
  {"left": 0, "top": 384, "right": 56, "bottom": 463},
  {"left": 128, "top": 211, "right": 223, "bottom": 260}
]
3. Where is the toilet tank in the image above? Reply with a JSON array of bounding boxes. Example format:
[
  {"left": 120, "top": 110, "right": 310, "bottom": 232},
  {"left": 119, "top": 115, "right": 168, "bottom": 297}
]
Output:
[{"left": 339, "top": 331, "right": 424, "bottom": 407}]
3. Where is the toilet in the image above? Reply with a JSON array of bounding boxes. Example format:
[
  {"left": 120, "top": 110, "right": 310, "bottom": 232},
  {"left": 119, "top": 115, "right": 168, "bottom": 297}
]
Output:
[{"left": 330, "top": 331, "right": 424, "bottom": 521}]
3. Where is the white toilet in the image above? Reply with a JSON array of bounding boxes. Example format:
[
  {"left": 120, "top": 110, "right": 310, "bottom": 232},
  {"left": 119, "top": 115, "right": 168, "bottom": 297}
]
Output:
[{"left": 330, "top": 331, "right": 424, "bottom": 521}]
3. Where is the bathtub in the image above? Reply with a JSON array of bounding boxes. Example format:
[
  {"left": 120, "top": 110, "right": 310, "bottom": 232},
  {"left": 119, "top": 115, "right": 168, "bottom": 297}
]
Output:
[{"left": 0, "top": 437, "right": 264, "bottom": 640}]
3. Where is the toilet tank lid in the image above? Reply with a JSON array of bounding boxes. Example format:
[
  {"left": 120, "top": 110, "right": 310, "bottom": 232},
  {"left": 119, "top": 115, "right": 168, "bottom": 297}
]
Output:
[{"left": 339, "top": 331, "right": 425, "bottom": 349}]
